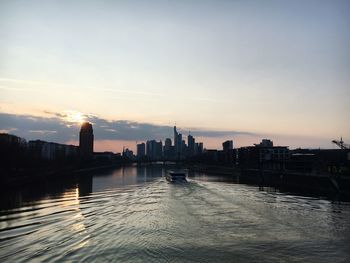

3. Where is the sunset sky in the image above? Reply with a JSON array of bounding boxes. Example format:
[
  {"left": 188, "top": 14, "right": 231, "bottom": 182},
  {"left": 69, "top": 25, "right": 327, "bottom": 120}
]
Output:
[{"left": 1, "top": 0, "right": 349, "bottom": 152}]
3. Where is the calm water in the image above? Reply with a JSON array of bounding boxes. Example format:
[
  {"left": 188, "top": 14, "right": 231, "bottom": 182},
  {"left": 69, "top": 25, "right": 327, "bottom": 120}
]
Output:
[{"left": 1, "top": 165, "right": 350, "bottom": 262}]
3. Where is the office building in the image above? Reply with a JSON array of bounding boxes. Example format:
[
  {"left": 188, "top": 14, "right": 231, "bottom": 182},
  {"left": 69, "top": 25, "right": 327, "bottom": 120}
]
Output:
[
  {"left": 188, "top": 134, "right": 195, "bottom": 156},
  {"left": 164, "top": 138, "right": 173, "bottom": 159},
  {"left": 79, "top": 122, "right": 94, "bottom": 160},
  {"left": 146, "top": 140, "right": 163, "bottom": 160},
  {"left": 238, "top": 139, "right": 289, "bottom": 170},
  {"left": 137, "top": 143, "right": 146, "bottom": 160},
  {"left": 223, "top": 140, "right": 233, "bottom": 151}
]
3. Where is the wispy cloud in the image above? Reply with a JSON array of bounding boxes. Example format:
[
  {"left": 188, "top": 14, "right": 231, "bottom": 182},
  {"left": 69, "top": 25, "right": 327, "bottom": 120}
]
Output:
[
  {"left": 187, "top": 129, "right": 256, "bottom": 137},
  {"left": 0, "top": 85, "right": 42, "bottom": 92},
  {"left": 0, "top": 77, "right": 73, "bottom": 88},
  {"left": 29, "top": 130, "right": 57, "bottom": 134},
  {"left": 86, "top": 87, "right": 164, "bottom": 97},
  {"left": 0, "top": 77, "right": 221, "bottom": 103},
  {"left": 0, "top": 77, "right": 162, "bottom": 97},
  {"left": 105, "top": 128, "right": 117, "bottom": 132}
]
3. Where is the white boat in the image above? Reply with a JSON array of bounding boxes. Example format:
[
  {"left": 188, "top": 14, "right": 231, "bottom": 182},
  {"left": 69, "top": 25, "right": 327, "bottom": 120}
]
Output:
[{"left": 165, "top": 170, "right": 187, "bottom": 183}]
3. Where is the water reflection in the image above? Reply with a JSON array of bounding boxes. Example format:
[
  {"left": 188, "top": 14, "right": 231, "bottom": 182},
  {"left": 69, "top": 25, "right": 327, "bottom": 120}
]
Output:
[
  {"left": 1, "top": 164, "right": 350, "bottom": 262},
  {"left": 0, "top": 176, "right": 90, "bottom": 211},
  {"left": 1, "top": 164, "right": 349, "bottom": 211},
  {"left": 92, "top": 165, "right": 164, "bottom": 192},
  {"left": 0, "top": 165, "right": 165, "bottom": 211}
]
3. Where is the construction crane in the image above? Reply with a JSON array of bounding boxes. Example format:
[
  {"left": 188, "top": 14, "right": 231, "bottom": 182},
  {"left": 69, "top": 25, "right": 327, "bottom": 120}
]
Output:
[{"left": 332, "top": 137, "right": 350, "bottom": 149}]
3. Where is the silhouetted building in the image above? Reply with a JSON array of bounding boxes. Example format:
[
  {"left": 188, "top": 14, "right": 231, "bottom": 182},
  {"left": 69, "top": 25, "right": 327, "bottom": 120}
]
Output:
[
  {"left": 123, "top": 148, "right": 134, "bottom": 160},
  {"left": 177, "top": 134, "right": 183, "bottom": 158},
  {"left": 198, "top": 149, "right": 219, "bottom": 164},
  {"left": 195, "top": 142, "right": 203, "bottom": 155},
  {"left": 146, "top": 140, "right": 163, "bottom": 160},
  {"left": 174, "top": 126, "right": 178, "bottom": 151},
  {"left": 137, "top": 143, "right": 146, "bottom": 160},
  {"left": 156, "top": 140, "right": 163, "bottom": 159},
  {"left": 28, "top": 140, "right": 78, "bottom": 161},
  {"left": 173, "top": 126, "right": 184, "bottom": 159},
  {"left": 0, "top": 133, "right": 26, "bottom": 146},
  {"left": 79, "top": 122, "right": 94, "bottom": 160},
  {"left": 94, "top": 151, "right": 120, "bottom": 164},
  {"left": 181, "top": 139, "right": 187, "bottom": 156},
  {"left": 223, "top": 140, "right": 233, "bottom": 151},
  {"left": 287, "top": 148, "right": 350, "bottom": 174},
  {"left": 146, "top": 140, "right": 153, "bottom": 159},
  {"left": 164, "top": 138, "right": 174, "bottom": 159},
  {"left": 220, "top": 140, "right": 235, "bottom": 165},
  {"left": 165, "top": 138, "right": 172, "bottom": 150},
  {"left": 256, "top": 139, "right": 273, "bottom": 148},
  {"left": 188, "top": 134, "right": 195, "bottom": 156},
  {"left": 238, "top": 139, "right": 289, "bottom": 170},
  {"left": 0, "top": 134, "right": 27, "bottom": 171}
]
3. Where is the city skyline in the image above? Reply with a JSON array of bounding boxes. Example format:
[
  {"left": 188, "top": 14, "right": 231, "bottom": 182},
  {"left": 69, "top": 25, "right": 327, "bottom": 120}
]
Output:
[
  {"left": 1, "top": 0, "right": 349, "bottom": 151},
  {"left": 0, "top": 109, "right": 347, "bottom": 153}
]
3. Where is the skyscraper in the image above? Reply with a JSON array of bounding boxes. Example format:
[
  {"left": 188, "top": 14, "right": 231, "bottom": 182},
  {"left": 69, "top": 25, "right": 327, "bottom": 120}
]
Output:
[
  {"left": 174, "top": 126, "right": 183, "bottom": 159},
  {"left": 146, "top": 140, "right": 154, "bottom": 159},
  {"left": 146, "top": 140, "right": 163, "bottom": 160},
  {"left": 137, "top": 143, "right": 146, "bottom": 160},
  {"left": 188, "top": 134, "right": 195, "bottom": 156},
  {"left": 195, "top": 142, "right": 203, "bottom": 155},
  {"left": 177, "top": 133, "right": 182, "bottom": 159},
  {"left": 164, "top": 138, "right": 173, "bottom": 160},
  {"left": 165, "top": 138, "right": 172, "bottom": 150},
  {"left": 174, "top": 126, "right": 178, "bottom": 150},
  {"left": 155, "top": 140, "right": 163, "bottom": 160},
  {"left": 79, "top": 122, "right": 94, "bottom": 160}
]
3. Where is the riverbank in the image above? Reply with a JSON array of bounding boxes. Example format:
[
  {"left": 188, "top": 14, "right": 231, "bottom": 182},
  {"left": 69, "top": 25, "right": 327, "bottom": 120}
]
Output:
[
  {"left": 186, "top": 163, "right": 350, "bottom": 199},
  {"left": 0, "top": 163, "right": 126, "bottom": 188},
  {"left": 3, "top": 162, "right": 350, "bottom": 200},
  {"left": 187, "top": 163, "right": 238, "bottom": 175}
]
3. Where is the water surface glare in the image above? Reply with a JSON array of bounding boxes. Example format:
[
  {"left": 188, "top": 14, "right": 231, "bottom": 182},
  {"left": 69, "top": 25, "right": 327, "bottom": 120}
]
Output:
[{"left": 1, "top": 165, "right": 350, "bottom": 262}]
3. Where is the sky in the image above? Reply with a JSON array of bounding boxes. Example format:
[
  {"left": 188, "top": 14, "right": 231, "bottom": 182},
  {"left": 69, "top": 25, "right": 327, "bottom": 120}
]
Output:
[{"left": 0, "top": 0, "right": 349, "bottom": 152}]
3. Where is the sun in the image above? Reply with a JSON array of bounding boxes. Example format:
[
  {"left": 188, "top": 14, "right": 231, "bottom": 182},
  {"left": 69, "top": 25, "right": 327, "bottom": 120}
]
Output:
[{"left": 64, "top": 110, "right": 86, "bottom": 125}]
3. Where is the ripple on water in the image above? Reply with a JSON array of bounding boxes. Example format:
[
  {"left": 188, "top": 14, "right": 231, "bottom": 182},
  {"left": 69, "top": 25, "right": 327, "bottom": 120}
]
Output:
[{"left": 1, "top": 169, "right": 350, "bottom": 262}]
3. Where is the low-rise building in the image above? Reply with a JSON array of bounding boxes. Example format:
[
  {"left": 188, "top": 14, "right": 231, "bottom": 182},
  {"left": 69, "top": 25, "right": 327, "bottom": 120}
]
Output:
[
  {"left": 28, "top": 140, "right": 78, "bottom": 161},
  {"left": 238, "top": 139, "right": 289, "bottom": 170}
]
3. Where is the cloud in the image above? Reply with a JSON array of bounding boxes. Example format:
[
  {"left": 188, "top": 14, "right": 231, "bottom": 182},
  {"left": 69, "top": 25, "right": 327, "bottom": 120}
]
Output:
[
  {"left": 0, "top": 113, "right": 78, "bottom": 142},
  {"left": 0, "top": 128, "right": 17, "bottom": 133},
  {"left": 0, "top": 112, "right": 256, "bottom": 144},
  {"left": 29, "top": 130, "right": 58, "bottom": 134},
  {"left": 188, "top": 129, "right": 256, "bottom": 138}
]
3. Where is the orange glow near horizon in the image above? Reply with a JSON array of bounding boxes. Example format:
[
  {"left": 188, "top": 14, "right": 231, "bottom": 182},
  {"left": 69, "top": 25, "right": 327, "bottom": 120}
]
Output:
[
  {"left": 65, "top": 139, "right": 137, "bottom": 153},
  {"left": 67, "top": 134, "right": 336, "bottom": 154}
]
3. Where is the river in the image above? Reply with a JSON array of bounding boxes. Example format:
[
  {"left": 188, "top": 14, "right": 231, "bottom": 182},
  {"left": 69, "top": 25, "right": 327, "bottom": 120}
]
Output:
[{"left": 1, "top": 164, "right": 350, "bottom": 262}]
